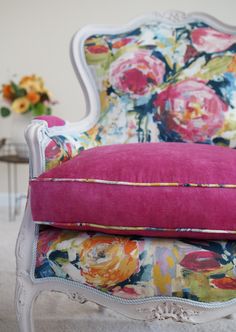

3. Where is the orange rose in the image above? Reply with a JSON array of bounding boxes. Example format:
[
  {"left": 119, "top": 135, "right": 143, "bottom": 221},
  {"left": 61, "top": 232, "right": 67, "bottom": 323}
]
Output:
[
  {"left": 79, "top": 236, "right": 139, "bottom": 288},
  {"left": 27, "top": 91, "right": 40, "bottom": 104},
  {"left": 2, "top": 84, "right": 14, "bottom": 101}
]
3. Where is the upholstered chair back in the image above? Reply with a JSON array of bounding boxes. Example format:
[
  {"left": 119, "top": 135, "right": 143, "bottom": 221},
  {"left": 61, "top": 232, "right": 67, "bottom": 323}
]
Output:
[
  {"left": 76, "top": 18, "right": 236, "bottom": 148},
  {"left": 40, "top": 14, "right": 236, "bottom": 172}
]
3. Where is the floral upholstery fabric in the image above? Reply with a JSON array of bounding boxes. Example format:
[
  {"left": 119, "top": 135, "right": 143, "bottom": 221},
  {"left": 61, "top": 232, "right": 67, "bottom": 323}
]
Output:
[
  {"left": 44, "top": 21, "right": 236, "bottom": 170},
  {"left": 35, "top": 227, "right": 236, "bottom": 302}
]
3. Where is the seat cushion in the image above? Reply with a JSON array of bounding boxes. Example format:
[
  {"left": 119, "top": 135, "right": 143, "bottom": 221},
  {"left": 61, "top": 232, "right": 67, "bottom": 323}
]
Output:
[
  {"left": 31, "top": 142, "right": 236, "bottom": 239},
  {"left": 34, "top": 227, "right": 236, "bottom": 302}
]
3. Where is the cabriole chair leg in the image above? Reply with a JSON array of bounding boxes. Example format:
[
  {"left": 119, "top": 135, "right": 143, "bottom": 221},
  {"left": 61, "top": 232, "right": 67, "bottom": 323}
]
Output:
[{"left": 15, "top": 273, "right": 38, "bottom": 332}]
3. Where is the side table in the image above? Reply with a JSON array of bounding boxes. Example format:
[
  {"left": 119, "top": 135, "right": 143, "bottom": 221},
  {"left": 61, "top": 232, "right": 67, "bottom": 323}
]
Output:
[{"left": 0, "top": 154, "right": 28, "bottom": 221}]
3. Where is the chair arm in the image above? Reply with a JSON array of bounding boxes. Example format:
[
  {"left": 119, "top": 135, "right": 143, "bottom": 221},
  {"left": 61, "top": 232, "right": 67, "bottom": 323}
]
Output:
[{"left": 25, "top": 115, "right": 98, "bottom": 178}]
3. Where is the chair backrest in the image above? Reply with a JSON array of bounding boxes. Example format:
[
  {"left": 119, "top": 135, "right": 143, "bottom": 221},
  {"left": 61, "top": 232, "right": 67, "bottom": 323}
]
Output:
[{"left": 71, "top": 11, "right": 236, "bottom": 148}]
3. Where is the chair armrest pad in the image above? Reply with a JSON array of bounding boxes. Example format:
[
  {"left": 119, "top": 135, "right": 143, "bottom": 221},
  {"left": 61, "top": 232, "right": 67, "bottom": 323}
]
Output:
[{"left": 34, "top": 115, "right": 66, "bottom": 128}]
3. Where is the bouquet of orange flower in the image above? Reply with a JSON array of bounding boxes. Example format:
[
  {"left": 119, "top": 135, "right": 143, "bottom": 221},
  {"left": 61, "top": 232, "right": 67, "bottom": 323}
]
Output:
[{"left": 0, "top": 75, "right": 55, "bottom": 117}]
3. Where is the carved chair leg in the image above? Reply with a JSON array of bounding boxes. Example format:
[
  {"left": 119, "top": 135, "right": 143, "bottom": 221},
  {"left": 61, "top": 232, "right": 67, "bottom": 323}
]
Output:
[
  {"left": 97, "top": 304, "right": 105, "bottom": 313},
  {"left": 15, "top": 273, "right": 38, "bottom": 332}
]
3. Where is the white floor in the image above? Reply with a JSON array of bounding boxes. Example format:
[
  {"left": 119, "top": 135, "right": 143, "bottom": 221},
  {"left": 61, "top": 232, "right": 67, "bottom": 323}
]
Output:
[{"left": 1, "top": 206, "right": 236, "bottom": 331}]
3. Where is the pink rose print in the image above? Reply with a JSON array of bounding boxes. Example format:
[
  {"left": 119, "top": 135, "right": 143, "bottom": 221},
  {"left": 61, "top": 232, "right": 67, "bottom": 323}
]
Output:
[
  {"left": 45, "top": 141, "right": 62, "bottom": 161},
  {"left": 180, "top": 251, "right": 221, "bottom": 272},
  {"left": 154, "top": 79, "right": 227, "bottom": 142},
  {"left": 45, "top": 140, "right": 74, "bottom": 169},
  {"left": 109, "top": 50, "right": 165, "bottom": 96},
  {"left": 191, "top": 28, "right": 236, "bottom": 53},
  {"left": 64, "top": 143, "right": 73, "bottom": 161}
]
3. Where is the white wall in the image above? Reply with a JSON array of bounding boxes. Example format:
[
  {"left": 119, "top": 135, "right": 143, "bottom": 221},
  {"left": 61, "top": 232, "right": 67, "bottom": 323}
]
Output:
[{"left": 0, "top": 0, "right": 236, "bottom": 193}]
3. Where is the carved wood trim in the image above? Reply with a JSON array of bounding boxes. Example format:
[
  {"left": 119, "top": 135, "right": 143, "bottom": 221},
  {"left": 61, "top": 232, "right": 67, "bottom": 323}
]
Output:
[
  {"left": 154, "top": 10, "right": 187, "bottom": 23},
  {"left": 15, "top": 277, "right": 27, "bottom": 323},
  {"left": 137, "top": 301, "right": 199, "bottom": 322}
]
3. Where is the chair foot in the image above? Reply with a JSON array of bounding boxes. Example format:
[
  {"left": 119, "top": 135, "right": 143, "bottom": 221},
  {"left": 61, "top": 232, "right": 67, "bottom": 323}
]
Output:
[
  {"left": 15, "top": 273, "right": 38, "bottom": 332},
  {"left": 226, "top": 314, "right": 236, "bottom": 320}
]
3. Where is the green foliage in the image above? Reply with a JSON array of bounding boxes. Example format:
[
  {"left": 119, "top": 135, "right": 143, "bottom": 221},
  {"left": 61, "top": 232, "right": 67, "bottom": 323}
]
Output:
[
  {"left": 32, "top": 102, "right": 46, "bottom": 116},
  {"left": 0, "top": 107, "right": 10, "bottom": 117},
  {"left": 10, "top": 81, "right": 26, "bottom": 98},
  {"left": 46, "top": 107, "right": 52, "bottom": 115},
  {"left": 196, "top": 56, "right": 233, "bottom": 81}
]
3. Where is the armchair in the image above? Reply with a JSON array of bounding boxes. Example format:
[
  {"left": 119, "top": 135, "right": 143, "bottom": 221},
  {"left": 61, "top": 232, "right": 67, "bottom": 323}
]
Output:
[{"left": 15, "top": 10, "right": 236, "bottom": 332}]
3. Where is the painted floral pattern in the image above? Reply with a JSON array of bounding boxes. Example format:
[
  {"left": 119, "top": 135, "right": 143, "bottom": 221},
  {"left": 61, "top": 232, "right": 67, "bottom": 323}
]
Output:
[
  {"left": 35, "top": 228, "right": 236, "bottom": 302},
  {"left": 191, "top": 28, "right": 236, "bottom": 53},
  {"left": 44, "top": 21, "right": 236, "bottom": 170},
  {"left": 109, "top": 49, "right": 166, "bottom": 96},
  {"left": 153, "top": 79, "right": 227, "bottom": 142}
]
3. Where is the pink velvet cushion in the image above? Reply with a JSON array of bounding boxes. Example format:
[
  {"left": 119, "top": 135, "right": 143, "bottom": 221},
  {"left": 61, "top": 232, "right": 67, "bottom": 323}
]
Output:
[
  {"left": 30, "top": 143, "right": 236, "bottom": 239},
  {"left": 35, "top": 115, "right": 65, "bottom": 127}
]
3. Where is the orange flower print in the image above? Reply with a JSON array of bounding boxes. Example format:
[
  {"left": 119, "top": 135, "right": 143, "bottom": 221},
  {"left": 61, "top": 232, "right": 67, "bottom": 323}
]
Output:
[
  {"left": 87, "top": 45, "right": 109, "bottom": 54},
  {"left": 79, "top": 236, "right": 139, "bottom": 288},
  {"left": 228, "top": 55, "right": 236, "bottom": 73},
  {"left": 211, "top": 276, "right": 236, "bottom": 290},
  {"left": 112, "top": 37, "right": 133, "bottom": 49}
]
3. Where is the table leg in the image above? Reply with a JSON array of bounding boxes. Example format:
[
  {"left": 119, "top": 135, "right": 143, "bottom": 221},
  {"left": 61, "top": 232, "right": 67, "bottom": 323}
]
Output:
[
  {"left": 7, "top": 162, "right": 13, "bottom": 221},
  {"left": 14, "top": 163, "right": 18, "bottom": 218},
  {"left": 1, "top": 154, "right": 28, "bottom": 222}
]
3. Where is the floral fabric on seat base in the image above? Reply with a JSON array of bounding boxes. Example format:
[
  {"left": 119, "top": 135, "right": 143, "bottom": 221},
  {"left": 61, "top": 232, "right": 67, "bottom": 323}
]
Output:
[{"left": 35, "top": 227, "right": 236, "bottom": 302}]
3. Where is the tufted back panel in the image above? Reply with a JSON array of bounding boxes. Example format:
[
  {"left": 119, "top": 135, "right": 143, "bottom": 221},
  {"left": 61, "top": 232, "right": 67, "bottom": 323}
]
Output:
[{"left": 83, "top": 22, "right": 236, "bottom": 147}]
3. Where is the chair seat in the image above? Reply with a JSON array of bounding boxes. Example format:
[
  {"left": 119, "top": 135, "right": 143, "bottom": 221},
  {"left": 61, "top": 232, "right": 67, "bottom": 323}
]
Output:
[
  {"left": 31, "top": 142, "right": 236, "bottom": 239},
  {"left": 34, "top": 226, "right": 236, "bottom": 302}
]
